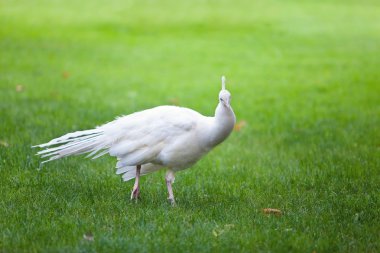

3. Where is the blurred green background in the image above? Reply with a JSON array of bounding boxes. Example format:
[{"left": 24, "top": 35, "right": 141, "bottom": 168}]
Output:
[{"left": 0, "top": 0, "right": 379, "bottom": 252}]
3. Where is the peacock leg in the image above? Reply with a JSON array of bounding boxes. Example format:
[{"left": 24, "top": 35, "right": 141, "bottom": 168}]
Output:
[
  {"left": 165, "top": 170, "right": 176, "bottom": 206},
  {"left": 130, "top": 165, "right": 141, "bottom": 200}
]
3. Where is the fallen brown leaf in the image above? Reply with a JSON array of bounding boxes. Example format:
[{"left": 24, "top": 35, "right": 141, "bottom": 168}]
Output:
[
  {"left": 0, "top": 140, "right": 9, "bottom": 147},
  {"left": 62, "top": 71, "right": 70, "bottom": 79},
  {"left": 234, "top": 120, "right": 247, "bottom": 132},
  {"left": 16, "top": 84, "right": 24, "bottom": 92},
  {"left": 212, "top": 224, "right": 235, "bottom": 237},
  {"left": 83, "top": 232, "right": 94, "bottom": 241},
  {"left": 168, "top": 97, "right": 180, "bottom": 106},
  {"left": 262, "top": 208, "right": 282, "bottom": 216}
]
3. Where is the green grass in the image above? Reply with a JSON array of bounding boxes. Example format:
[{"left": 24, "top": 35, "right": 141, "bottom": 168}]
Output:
[{"left": 1, "top": 0, "right": 379, "bottom": 252}]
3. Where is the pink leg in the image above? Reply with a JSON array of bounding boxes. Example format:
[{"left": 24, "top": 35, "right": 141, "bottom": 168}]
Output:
[
  {"left": 130, "top": 165, "right": 141, "bottom": 200},
  {"left": 166, "top": 170, "right": 176, "bottom": 206}
]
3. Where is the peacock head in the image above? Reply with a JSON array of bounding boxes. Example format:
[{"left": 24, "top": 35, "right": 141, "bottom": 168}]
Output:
[{"left": 219, "top": 76, "right": 231, "bottom": 108}]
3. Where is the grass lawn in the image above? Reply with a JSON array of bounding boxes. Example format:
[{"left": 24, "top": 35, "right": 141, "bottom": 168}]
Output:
[{"left": 0, "top": 0, "right": 379, "bottom": 252}]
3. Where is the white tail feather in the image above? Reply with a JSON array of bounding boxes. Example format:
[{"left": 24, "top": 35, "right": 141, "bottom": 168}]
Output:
[
  {"left": 33, "top": 128, "right": 109, "bottom": 163},
  {"left": 32, "top": 129, "right": 102, "bottom": 148}
]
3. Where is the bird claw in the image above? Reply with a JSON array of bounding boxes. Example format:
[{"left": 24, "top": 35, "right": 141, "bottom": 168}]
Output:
[
  {"left": 168, "top": 197, "right": 176, "bottom": 206},
  {"left": 130, "top": 187, "right": 140, "bottom": 201}
]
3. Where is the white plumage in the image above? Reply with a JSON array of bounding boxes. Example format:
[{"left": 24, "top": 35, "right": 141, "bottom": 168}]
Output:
[{"left": 34, "top": 76, "right": 236, "bottom": 204}]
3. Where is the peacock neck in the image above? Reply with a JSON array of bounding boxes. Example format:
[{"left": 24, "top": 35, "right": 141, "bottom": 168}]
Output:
[{"left": 206, "top": 103, "right": 236, "bottom": 147}]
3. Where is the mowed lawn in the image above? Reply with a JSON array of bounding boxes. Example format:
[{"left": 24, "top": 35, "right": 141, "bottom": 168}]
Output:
[{"left": 0, "top": 0, "right": 379, "bottom": 252}]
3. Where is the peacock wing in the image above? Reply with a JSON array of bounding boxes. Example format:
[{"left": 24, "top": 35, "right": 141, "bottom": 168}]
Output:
[{"left": 105, "top": 106, "right": 199, "bottom": 167}]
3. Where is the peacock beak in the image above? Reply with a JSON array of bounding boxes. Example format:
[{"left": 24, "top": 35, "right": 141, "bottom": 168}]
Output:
[
  {"left": 222, "top": 99, "right": 231, "bottom": 108},
  {"left": 227, "top": 98, "right": 231, "bottom": 106}
]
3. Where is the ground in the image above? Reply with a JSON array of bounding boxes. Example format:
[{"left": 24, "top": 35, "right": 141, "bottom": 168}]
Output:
[{"left": 0, "top": 0, "right": 379, "bottom": 252}]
